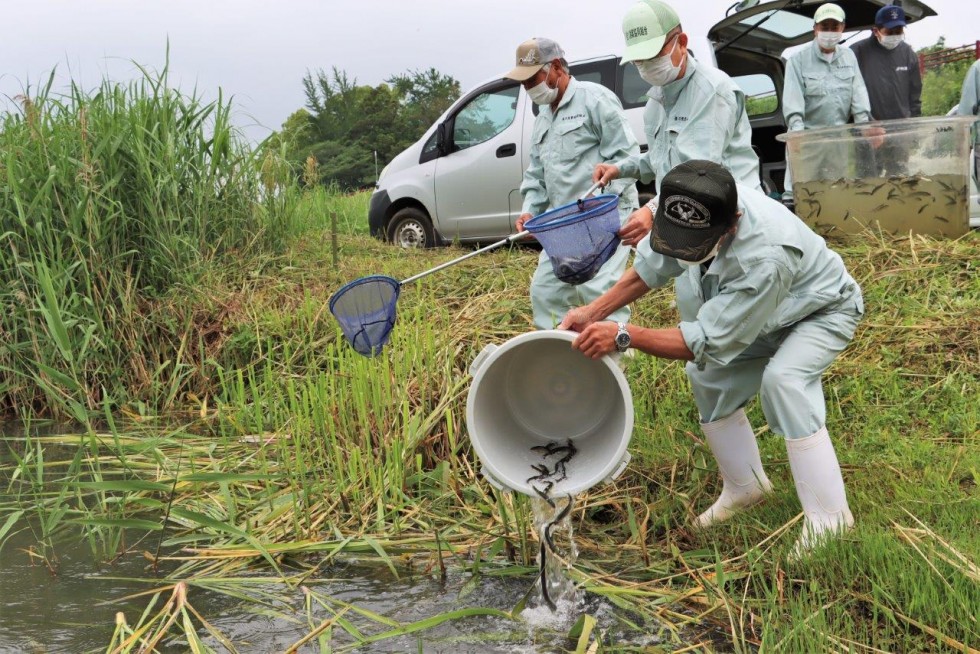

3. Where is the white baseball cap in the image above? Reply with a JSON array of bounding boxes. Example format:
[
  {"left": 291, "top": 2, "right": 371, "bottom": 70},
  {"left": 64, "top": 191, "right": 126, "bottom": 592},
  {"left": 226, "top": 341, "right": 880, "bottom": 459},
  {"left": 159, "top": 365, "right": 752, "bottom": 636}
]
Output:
[{"left": 813, "top": 3, "right": 846, "bottom": 24}]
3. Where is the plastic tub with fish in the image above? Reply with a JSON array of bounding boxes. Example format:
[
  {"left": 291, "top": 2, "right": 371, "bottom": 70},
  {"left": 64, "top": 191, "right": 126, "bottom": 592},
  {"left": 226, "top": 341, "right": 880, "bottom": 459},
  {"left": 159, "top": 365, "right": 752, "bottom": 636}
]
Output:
[{"left": 777, "top": 115, "right": 976, "bottom": 237}]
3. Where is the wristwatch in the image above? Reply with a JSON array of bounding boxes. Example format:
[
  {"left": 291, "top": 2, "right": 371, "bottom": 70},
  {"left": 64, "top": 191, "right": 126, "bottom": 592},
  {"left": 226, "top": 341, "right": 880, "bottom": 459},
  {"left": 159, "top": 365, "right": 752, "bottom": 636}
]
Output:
[{"left": 615, "top": 322, "right": 631, "bottom": 353}]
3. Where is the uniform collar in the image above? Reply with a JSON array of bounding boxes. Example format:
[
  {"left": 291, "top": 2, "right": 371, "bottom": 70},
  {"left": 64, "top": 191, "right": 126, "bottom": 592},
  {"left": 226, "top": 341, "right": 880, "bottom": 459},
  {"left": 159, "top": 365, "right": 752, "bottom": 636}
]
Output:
[
  {"left": 810, "top": 39, "right": 843, "bottom": 62},
  {"left": 543, "top": 77, "right": 579, "bottom": 118},
  {"left": 661, "top": 55, "right": 697, "bottom": 105}
]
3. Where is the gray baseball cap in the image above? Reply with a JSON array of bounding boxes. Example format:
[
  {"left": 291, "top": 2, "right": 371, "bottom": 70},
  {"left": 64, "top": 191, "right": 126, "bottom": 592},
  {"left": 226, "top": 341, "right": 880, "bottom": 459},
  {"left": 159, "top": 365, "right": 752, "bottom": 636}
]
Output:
[{"left": 503, "top": 37, "right": 566, "bottom": 81}]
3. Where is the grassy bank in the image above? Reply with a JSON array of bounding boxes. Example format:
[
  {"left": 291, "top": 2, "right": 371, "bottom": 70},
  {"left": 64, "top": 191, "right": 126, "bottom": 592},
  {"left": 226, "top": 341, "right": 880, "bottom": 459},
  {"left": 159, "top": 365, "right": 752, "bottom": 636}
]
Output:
[{"left": 2, "top": 189, "right": 976, "bottom": 650}]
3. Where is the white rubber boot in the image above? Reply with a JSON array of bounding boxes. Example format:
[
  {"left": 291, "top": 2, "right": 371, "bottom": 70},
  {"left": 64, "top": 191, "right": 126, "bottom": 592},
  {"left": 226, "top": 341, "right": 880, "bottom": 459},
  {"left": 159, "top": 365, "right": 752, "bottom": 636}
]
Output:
[
  {"left": 694, "top": 409, "right": 774, "bottom": 528},
  {"left": 785, "top": 427, "right": 854, "bottom": 557}
]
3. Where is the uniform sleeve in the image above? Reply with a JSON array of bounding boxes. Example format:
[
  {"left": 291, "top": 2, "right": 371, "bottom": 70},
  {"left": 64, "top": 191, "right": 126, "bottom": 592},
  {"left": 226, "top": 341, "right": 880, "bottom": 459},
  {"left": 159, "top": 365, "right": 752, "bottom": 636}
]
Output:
[
  {"left": 520, "top": 122, "right": 550, "bottom": 216},
  {"left": 670, "top": 85, "right": 741, "bottom": 167},
  {"left": 631, "top": 236, "right": 683, "bottom": 290},
  {"left": 908, "top": 48, "right": 922, "bottom": 118},
  {"left": 960, "top": 61, "right": 980, "bottom": 117},
  {"left": 595, "top": 93, "right": 641, "bottom": 198},
  {"left": 679, "top": 255, "right": 796, "bottom": 366},
  {"left": 782, "top": 54, "right": 806, "bottom": 132},
  {"left": 614, "top": 99, "right": 660, "bottom": 184},
  {"left": 849, "top": 53, "right": 872, "bottom": 124}
]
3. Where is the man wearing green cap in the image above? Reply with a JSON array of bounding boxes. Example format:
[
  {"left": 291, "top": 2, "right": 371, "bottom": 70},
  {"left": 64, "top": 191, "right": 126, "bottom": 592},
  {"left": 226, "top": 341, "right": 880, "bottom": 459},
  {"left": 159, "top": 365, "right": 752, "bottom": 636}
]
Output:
[
  {"left": 503, "top": 37, "right": 641, "bottom": 329},
  {"left": 593, "top": 0, "right": 761, "bottom": 247},
  {"left": 560, "top": 160, "right": 864, "bottom": 557},
  {"left": 781, "top": 3, "right": 873, "bottom": 205}
]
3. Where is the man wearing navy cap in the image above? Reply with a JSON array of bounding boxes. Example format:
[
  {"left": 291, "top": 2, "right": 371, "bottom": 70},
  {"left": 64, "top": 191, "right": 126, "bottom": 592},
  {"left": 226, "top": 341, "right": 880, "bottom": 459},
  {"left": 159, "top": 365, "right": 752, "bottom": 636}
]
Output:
[{"left": 851, "top": 4, "right": 922, "bottom": 121}]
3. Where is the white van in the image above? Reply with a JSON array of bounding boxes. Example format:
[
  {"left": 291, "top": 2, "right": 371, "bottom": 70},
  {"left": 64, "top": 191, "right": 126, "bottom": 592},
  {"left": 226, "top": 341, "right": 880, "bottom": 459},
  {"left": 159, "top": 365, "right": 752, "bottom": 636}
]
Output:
[{"left": 368, "top": 56, "right": 654, "bottom": 247}]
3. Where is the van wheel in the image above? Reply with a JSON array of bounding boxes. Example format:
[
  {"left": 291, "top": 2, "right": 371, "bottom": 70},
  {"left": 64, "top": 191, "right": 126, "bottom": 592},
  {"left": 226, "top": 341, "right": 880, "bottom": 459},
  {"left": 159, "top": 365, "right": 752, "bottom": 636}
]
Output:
[{"left": 387, "top": 208, "right": 435, "bottom": 248}]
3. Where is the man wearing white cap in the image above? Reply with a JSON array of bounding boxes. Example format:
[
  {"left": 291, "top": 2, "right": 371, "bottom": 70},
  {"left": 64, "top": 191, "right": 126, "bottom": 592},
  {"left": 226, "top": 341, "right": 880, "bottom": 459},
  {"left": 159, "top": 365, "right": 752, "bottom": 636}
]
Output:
[
  {"left": 781, "top": 3, "right": 872, "bottom": 205},
  {"left": 504, "top": 38, "right": 641, "bottom": 329},
  {"left": 561, "top": 160, "right": 864, "bottom": 557},
  {"left": 592, "top": 0, "right": 762, "bottom": 247}
]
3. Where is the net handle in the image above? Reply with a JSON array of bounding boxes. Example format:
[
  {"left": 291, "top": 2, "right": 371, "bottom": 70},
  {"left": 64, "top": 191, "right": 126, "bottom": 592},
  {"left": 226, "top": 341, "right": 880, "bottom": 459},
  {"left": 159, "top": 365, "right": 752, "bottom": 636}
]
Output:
[
  {"left": 400, "top": 231, "right": 530, "bottom": 286},
  {"left": 577, "top": 181, "right": 602, "bottom": 210}
]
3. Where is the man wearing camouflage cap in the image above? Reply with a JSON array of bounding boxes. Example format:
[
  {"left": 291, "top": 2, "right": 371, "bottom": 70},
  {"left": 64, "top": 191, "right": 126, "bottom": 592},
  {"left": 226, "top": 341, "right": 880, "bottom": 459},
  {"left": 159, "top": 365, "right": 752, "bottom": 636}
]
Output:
[
  {"left": 504, "top": 37, "right": 641, "bottom": 329},
  {"left": 593, "top": 0, "right": 761, "bottom": 247}
]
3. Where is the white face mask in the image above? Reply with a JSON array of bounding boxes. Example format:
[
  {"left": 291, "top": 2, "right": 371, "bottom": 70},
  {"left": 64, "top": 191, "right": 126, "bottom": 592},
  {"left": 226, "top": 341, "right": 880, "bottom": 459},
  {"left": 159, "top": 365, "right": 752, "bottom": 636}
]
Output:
[
  {"left": 878, "top": 33, "right": 903, "bottom": 50},
  {"left": 816, "top": 32, "right": 842, "bottom": 49},
  {"left": 635, "top": 37, "right": 682, "bottom": 87},
  {"left": 526, "top": 64, "right": 559, "bottom": 105},
  {"left": 677, "top": 241, "right": 721, "bottom": 267}
]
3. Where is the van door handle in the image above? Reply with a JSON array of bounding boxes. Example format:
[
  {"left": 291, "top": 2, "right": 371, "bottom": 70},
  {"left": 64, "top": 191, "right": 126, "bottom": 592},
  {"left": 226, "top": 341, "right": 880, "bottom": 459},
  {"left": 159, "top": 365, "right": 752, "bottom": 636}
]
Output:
[{"left": 496, "top": 144, "right": 517, "bottom": 158}]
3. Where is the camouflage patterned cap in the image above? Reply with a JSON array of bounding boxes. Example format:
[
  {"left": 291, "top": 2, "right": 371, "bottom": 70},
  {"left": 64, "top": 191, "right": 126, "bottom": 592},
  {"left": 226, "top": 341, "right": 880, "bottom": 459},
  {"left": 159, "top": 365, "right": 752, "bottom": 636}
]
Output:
[{"left": 503, "top": 37, "right": 565, "bottom": 81}]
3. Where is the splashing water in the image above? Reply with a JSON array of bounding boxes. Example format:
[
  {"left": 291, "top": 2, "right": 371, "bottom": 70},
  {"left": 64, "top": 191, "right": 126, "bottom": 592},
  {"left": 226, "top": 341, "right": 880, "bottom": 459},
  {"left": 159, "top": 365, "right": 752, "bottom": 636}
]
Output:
[{"left": 524, "top": 495, "right": 583, "bottom": 623}]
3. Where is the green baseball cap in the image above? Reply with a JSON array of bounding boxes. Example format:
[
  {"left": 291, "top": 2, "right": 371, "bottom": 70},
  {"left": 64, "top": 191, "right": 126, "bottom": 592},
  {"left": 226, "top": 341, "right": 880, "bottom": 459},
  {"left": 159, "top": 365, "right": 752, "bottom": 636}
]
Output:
[{"left": 621, "top": 0, "right": 681, "bottom": 64}]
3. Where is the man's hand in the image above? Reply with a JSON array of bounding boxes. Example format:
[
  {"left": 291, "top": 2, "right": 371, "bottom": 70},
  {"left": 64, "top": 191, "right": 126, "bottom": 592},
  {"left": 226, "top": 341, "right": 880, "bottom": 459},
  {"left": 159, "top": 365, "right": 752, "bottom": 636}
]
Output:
[
  {"left": 570, "top": 321, "right": 619, "bottom": 360},
  {"left": 593, "top": 163, "right": 620, "bottom": 187},
  {"left": 618, "top": 205, "right": 654, "bottom": 247},
  {"left": 515, "top": 212, "right": 534, "bottom": 233},
  {"left": 558, "top": 305, "right": 599, "bottom": 333},
  {"left": 863, "top": 124, "right": 886, "bottom": 149}
]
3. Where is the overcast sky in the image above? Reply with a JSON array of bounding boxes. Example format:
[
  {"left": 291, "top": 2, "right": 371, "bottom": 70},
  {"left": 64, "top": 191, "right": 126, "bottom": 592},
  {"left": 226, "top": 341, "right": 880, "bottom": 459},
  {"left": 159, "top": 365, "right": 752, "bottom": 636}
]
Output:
[{"left": 2, "top": 0, "right": 977, "bottom": 143}]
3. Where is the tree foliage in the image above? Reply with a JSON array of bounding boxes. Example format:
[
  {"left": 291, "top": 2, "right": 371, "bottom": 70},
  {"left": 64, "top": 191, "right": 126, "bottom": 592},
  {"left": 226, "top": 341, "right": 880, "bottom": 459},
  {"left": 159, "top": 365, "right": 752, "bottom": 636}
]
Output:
[
  {"left": 917, "top": 37, "right": 977, "bottom": 116},
  {"left": 278, "top": 67, "right": 460, "bottom": 189}
]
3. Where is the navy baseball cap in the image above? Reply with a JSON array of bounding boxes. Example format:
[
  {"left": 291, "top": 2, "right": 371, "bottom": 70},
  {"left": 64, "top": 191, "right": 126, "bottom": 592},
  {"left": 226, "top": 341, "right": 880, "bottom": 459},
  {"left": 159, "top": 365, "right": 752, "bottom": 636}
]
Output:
[{"left": 875, "top": 5, "right": 906, "bottom": 29}]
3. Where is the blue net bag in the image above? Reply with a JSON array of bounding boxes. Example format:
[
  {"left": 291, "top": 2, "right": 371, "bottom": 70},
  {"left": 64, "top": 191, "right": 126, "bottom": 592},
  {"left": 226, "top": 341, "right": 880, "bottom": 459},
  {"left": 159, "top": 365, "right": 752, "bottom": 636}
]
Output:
[
  {"left": 328, "top": 275, "right": 400, "bottom": 357},
  {"left": 524, "top": 194, "right": 621, "bottom": 285}
]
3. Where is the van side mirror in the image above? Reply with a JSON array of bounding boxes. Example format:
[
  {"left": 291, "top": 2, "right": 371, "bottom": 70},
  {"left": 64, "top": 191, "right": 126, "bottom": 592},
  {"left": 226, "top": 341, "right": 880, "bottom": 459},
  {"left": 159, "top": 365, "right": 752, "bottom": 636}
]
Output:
[{"left": 436, "top": 122, "right": 450, "bottom": 156}]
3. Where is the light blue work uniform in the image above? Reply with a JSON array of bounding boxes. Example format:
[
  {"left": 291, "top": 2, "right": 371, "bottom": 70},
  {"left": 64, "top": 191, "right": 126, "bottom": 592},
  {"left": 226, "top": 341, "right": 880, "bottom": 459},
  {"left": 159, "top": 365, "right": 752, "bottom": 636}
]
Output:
[
  {"left": 521, "top": 78, "right": 640, "bottom": 329},
  {"left": 633, "top": 185, "right": 864, "bottom": 438},
  {"left": 958, "top": 59, "right": 980, "bottom": 184},
  {"left": 782, "top": 41, "right": 872, "bottom": 198},
  {"left": 614, "top": 56, "right": 762, "bottom": 193}
]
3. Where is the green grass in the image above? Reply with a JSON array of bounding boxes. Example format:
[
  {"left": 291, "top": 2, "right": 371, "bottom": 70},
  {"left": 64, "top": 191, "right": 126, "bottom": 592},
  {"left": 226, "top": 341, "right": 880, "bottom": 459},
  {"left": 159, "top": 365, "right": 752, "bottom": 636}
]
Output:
[
  {"left": 3, "top": 205, "right": 976, "bottom": 651},
  {"left": 0, "top": 61, "right": 301, "bottom": 422}
]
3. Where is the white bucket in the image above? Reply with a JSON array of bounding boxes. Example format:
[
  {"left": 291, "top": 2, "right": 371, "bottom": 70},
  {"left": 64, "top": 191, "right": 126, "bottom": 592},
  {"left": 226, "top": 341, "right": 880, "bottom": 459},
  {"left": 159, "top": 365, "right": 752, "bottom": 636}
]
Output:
[{"left": 466, "top": 330, "right": 634, "bottom": 496}]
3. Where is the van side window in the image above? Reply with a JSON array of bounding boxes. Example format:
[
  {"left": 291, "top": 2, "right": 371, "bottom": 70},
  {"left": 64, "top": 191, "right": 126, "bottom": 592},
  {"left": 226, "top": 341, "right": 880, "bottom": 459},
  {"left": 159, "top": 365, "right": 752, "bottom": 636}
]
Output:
[
  {"left": 621, "top": 63, "right": 650, "bottom": 109},
  {"left": 732, "top": 74, "right": 778, "bottom": 116},
  {"left": 452, "top": 86, "right": 520, "bottom": 151}
]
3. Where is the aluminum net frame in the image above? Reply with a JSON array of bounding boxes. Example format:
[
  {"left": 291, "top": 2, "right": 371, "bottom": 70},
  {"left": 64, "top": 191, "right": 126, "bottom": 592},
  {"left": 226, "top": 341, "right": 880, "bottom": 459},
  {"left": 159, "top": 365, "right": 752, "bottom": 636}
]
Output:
[
  {"left": 328, "top": 275, "right": 401, "bottom": 357},
  {"left": 524, "top": 194, "right": 621, "bottom": 285}
]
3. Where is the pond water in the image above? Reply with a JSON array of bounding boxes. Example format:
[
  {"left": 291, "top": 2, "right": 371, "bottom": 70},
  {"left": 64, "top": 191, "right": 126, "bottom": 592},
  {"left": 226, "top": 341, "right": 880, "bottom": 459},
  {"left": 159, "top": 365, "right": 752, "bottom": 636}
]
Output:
[
  {"left": 0, "top": 431, "right": 667, "bottom": 652},
  {"left": 0, "top": 528, "right": 657, "bottom": 653}
]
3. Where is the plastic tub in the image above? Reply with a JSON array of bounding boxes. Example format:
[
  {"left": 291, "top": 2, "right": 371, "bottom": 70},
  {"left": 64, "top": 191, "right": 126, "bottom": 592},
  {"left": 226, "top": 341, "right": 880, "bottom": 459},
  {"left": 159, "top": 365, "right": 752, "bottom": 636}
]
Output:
[{"left": 777, "top": 115, "right": 976, "bottom": 237}]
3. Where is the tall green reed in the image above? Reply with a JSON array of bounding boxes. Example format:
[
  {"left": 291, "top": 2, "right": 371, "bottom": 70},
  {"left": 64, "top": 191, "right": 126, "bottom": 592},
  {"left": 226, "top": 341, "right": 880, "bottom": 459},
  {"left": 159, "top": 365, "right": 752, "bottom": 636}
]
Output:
[{"left": 0, "top": 61, "right": 298, "bottom": 420}]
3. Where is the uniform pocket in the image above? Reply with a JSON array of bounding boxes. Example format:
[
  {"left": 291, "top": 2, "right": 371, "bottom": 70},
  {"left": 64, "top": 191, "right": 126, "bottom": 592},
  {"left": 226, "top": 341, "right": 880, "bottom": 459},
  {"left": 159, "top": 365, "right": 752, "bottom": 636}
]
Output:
[
  {"left": 554, "top": 118, "right": 594, "bottom": 158},
  {"left": 803, "top": 71, "right": 826, "bottom": 97}
]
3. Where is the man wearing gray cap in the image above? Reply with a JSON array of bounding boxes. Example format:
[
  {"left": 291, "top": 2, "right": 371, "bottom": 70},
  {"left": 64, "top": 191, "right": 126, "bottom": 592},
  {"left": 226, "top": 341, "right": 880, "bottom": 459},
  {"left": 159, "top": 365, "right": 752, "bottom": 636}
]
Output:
[
  {"left": 561, "top": 160, "right": 864, "bottom": 557},
  {"left": 504, "top": 38, "right": 641, "bottom": 330},
  {"left": 592, "top": 0, "right": 761, "bottom": 244}
]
